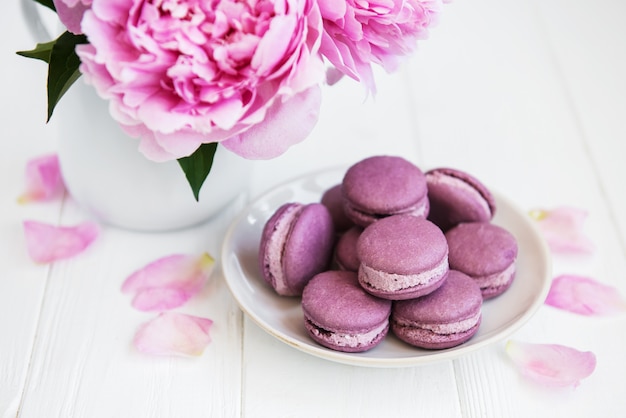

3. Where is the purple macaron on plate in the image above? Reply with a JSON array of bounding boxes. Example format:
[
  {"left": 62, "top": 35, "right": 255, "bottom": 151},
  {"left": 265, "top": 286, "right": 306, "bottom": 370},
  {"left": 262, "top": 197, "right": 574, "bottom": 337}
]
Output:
[{"left": 222, "top": 167, "right": 552, "bottom": 368}]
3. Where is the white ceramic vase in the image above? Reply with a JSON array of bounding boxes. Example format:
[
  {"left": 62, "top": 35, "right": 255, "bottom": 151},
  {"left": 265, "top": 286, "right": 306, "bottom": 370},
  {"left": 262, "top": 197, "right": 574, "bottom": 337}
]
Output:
[{"left": 55, "top": 80, "right": 254, "bottom": 231}]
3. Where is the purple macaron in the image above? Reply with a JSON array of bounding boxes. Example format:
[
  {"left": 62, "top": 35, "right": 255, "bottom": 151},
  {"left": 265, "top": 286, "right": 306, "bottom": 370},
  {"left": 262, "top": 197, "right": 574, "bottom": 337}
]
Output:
[
  {"left": 357, "top": 215, "right": 449, "bottom": 300},
  {"left": 321, "top": 184, "right": 354, "bottom": 233},
  {"left": 342, "top": 156, "right": 429, "bottom": 227},
  {"left": 445, "top": 222, "right": 518, "bottom": 299},
  {"left": 333, "top": 226, "right": 362, "bottom": 272},
  {"left": 258, "top": 202, "right": 335, "bottom": 296},
  {"left": 391, "top": 270, "right": 483, "bottom": 349},
  {"left": 302, "top": 270, "right": 392, "bottom": 353},
  {"left": 426, "top": 167, "right": 496, "bottom": 231}
]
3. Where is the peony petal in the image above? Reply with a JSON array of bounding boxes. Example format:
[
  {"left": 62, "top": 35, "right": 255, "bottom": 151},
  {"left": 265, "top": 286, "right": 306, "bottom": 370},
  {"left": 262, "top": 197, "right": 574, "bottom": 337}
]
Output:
[
  {"left": 131, "top": 288, "right": 191, "bottom": 312},
  {"left": 529, "top": 207, "right": 594, "bottom": 254},
  {"left": 318, "top": 0, "right": 443, "bottom": 92},
  {"left": 53, "top": 0, "right": 92, "bottom": 34},
  {"left": 546, "top": 274, "right": 626, "bottom": 316},
  {"left": 77, "top": 0, "right": 324, "bottom": 163},
  {"left": 23, "top": 220, "right": 99, "bottom": 263},
  {"left": 317, "top": 0, "right": 347, "bottom": 21},
  {"left": 505, "top": 340, "right": 596, "bottom": 388},
  {"left": 133, "top": 312, "right": 213, "bottom": 357},
  {"left": 121, "top": 253, "right": 215, "bottom": 311},
  {"left": 325, "top": 66, "right": 345, "bottom": 86},
  {"left": 252, "top": 15, "right": 297, "bottom": 76},
  {"left": 221, "top": 86, "right": 322, "bottom": 159},
  {"left": 18, "top": 154, "right": 66, "bottom": 204}
]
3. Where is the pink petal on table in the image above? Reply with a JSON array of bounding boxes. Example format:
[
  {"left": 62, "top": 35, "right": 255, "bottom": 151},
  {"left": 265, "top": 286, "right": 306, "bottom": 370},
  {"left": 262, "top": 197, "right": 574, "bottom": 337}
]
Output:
[
  {"left": 121, "top": 253, "right": 215, "bottom": 311},
  {"left": 18, "top": 154, "right": 65, "bottom": 204},
  {"left": 131, "top": 287, "right": 190, "bottom": 312},
  {"left": 546, "top": 274, "right": 626, "bottom": 316},
  {"left": 529, "top": 207, "right": 594, "bottom": 254},
  {"left": 23, "top": 220, "right": 99, "bottom": 263},
  {"left": 133, "top": 312, "right": 213, "bottom": 357},
  {"left": 505, "top": 340, "right": 596, "bottom": 388}
]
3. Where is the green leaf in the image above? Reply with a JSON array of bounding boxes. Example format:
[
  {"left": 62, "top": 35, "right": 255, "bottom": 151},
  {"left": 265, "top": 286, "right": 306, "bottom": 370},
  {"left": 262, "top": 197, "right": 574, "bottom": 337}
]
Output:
[
  {"left": 16, "top": 39, "right": 55, "bottom": 63},
  {"left": 46, "top": 31, "right": 88, "bottom": 121},
  {"left": 177, "top": 143, "right": 219, "bottom": 201},
  {"left": 33, "top": 0, "right": 56, "bottom": 12}
]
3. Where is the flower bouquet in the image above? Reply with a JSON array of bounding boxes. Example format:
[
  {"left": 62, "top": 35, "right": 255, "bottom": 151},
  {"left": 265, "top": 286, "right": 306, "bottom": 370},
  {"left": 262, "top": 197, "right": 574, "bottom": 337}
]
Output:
[{"left": 19, "top": 0, "right": 445, "bottom": 200}]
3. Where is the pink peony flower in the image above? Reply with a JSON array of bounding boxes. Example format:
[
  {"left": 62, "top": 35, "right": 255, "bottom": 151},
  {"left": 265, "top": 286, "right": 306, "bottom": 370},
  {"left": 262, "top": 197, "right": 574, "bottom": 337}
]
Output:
[
  {"left": 318, "top": 0, "right": 444, "bottom": 92},
  {"left": 53, "top": 0, "right": 93, "bottom": 34},
  {"left": 76, "top": 0, "right": 325, "bottom": 161}
]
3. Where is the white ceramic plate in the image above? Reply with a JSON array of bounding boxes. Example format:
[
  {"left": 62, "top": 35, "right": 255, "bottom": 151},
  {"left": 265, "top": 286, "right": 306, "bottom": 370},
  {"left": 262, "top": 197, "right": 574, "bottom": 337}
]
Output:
[{"left": 222, "top": 167, "right": 552, "bottom": 367}]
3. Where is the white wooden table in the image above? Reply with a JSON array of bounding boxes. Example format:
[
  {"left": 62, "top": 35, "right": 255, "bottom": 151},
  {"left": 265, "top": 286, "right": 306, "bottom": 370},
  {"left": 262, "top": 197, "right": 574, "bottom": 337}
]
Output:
[{"left": 2, "top": 0, "right": 625, "bottom": 416}]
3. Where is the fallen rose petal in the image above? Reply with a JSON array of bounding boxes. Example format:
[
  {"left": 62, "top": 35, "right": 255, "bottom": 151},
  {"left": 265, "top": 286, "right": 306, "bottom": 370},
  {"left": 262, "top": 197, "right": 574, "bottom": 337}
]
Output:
[
  {"left": 546, "top": 274, "right": 626, "bottom": 316},
  {"left": 122, "top": 253, "right": 215, "bottom": 311},
  {"left": 134, "top": 312, "right": 213, "bottom": 357},
  {"left": 505, "top": 340, "right": 596, "bottom": 388},
  {"left": 18, "top": 154, "right": 65, "bottom": 204},
  {"left": 529, "top": 207, "right": 594, "bottom": 254},
  {"left": 23, "top": 220, "right": 99, "bottom": 263}
]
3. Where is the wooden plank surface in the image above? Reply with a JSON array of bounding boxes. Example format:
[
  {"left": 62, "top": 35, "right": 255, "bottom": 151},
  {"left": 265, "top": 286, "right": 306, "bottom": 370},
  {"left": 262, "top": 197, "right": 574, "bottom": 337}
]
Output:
[
  {"left": 408, "top": 1, "right": 626, "bottom": 417},
  {"left": 16, "top": 199, "right": 245, "bottom": 418},
  {"left": 1, "top": 1, "right": 62, "bottom": 414}
]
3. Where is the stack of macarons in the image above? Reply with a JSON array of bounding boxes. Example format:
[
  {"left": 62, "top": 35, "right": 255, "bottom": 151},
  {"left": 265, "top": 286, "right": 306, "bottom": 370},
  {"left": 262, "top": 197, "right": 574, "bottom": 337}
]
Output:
[{"left": 257, "top": 155, "right": 518, "bottom": 353}]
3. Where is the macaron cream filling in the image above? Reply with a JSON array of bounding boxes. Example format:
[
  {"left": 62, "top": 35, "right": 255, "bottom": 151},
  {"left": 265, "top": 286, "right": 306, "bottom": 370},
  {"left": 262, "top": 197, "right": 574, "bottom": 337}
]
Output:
[
  {"left": 263, "top": 204, "right": 303, "bottom": 295},
  {"left": 359, "top": 256, "right": 449, "bottom": 292},
  {"left": 305, "top": 316, "right": 389, "bottom": 349},
  {"left": 393, "top": 311, "right": 481, "bottom": 336},
  {"left": 472, "top": 263, "right": 516, "bottom": 291},
  {"left": 395, "top": 311, "right": 481, "bottom": 335},
  {"left": 346, "top": 197, "right": 429, "bottom": 223}
]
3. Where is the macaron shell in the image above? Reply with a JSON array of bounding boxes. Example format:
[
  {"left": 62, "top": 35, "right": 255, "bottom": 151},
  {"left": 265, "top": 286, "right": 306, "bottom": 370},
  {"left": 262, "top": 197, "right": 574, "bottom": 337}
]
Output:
[
  {"left": 445, "top": 222, "right": 517, "bottom": 276},
  {"left": 321, "top": 184, "right": 354, "bottom": 233},
  {"left": 481, "top": 276, "right": 515, "bottom": 300},
  {"left": 357, "top": 215, "right": 449, "bottom": 300},
  {"left": 302, "top": 271, "right": 392, "bottom": 352},
  {"left": 391, "top": 270, "right": 483, "bottom": 349},
  {"left": 303, "top": 318, "right": 389, "bottom": 353},
  {"left": 258, "top": 203, "right": 335, "bottom": 296},
  {"left": 445, "top": 222, "right": 518, "bottom": 299},
  {"left": 358, "top": 215, "right": 448, "bottom": 275},
  {"left": 333, "top": 226, "right": 362, "bottom": 271},
  {"left": 282, "top": 203, "right": 335, "bottom": 295},
  {"left": 392, "top": 317, "right": 482, "bottom": 350},
  {"left": 392, "top": 271, "right": 482, "bottom": 324},
  {"left": 302, "top": 271, "right": 392, "bottom": 333},
  {"left": 342, "top": 156, "right": 428, "bottom": 226},
  {"left": 426, "top": 168, "right": 496, "bottom": 231},
  {"left": 258, "top": 203, "right": 302, "bottom": 291}
]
